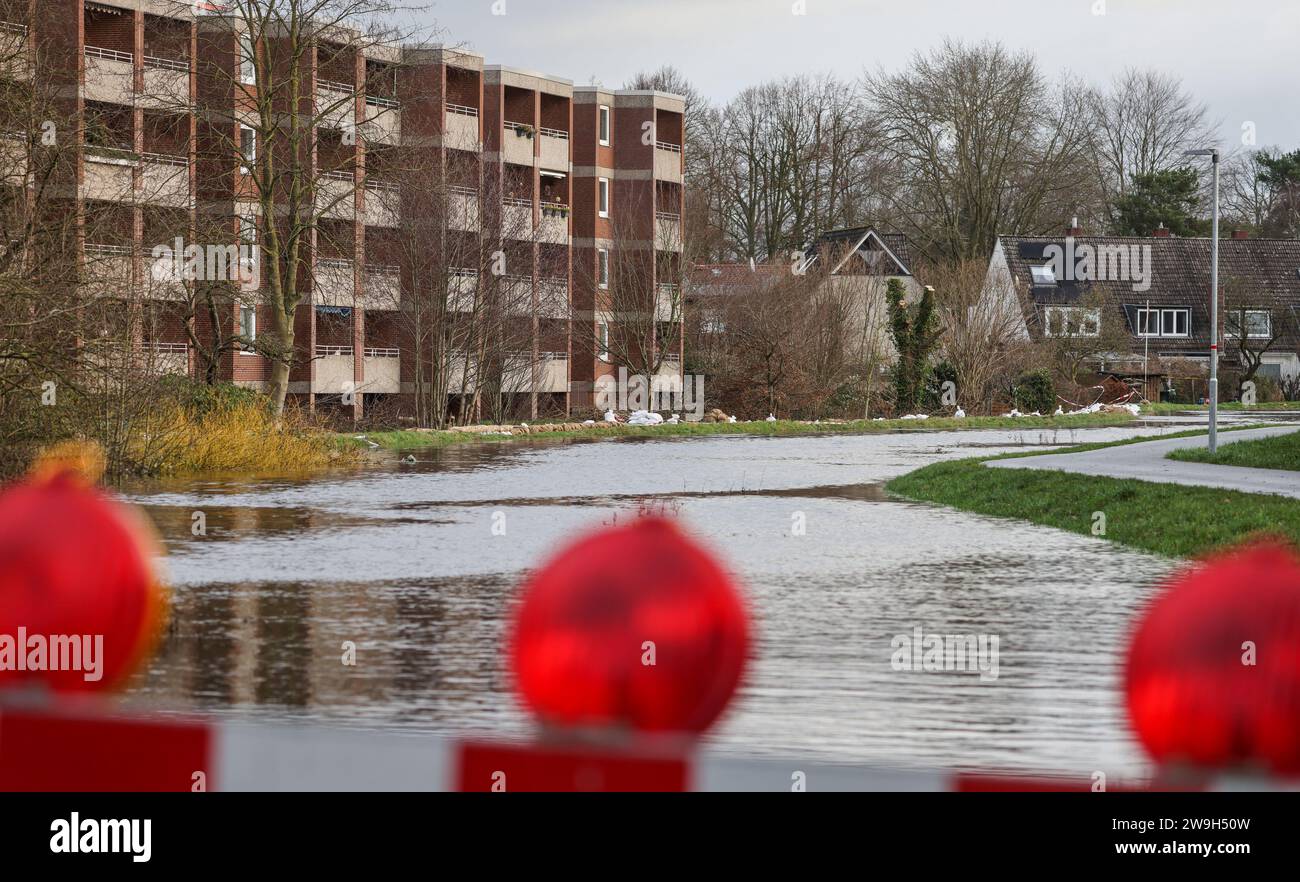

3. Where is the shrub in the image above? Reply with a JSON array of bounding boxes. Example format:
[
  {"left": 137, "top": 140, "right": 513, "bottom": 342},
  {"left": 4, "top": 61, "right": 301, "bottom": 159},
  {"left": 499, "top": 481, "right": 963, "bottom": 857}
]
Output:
[{"left": 1014, "top": 369, "right": 1056, "bottom": 414}]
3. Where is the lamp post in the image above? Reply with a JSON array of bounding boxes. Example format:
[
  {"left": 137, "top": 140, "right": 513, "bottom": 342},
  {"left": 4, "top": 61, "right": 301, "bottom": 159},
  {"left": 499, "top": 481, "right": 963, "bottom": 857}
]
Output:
[{"left": 1185, "top": 148, "right": 1220, "bottom": 453}]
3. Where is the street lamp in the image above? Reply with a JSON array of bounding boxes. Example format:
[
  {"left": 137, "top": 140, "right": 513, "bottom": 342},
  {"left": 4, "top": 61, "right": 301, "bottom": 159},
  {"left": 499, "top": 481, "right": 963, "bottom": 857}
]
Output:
[{"left": 1185, "top": 148, "right": 1220, "bottom": 453}]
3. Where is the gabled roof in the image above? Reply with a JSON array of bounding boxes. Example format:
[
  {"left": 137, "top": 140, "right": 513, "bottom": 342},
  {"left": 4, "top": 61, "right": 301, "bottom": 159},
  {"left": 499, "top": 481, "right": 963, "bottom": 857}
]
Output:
[
  {"left": 996, "top": 234, "right": 1300, "bottom": 356},
  {"left": 808, "top": 227, "right": 914, "bottom": 278}
]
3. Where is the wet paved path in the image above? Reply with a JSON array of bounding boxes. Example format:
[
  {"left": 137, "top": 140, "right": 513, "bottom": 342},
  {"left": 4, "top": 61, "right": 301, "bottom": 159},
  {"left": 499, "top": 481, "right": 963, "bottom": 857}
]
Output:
[{"left": 987, "top": 426, "right": 1300, "bottom": 498}]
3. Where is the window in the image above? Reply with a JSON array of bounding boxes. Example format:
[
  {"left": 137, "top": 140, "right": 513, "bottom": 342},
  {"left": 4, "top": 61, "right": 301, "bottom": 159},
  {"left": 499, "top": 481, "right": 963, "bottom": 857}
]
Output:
[
  {"left": 1030, "top": 265, "right": 1057, "bottom": 286},
  {"left": 595, "top": 321, "right": 611, "bottom": 361},
  {"left": 239, "top": 125, "right": 256, "bottom": 175},
  {"left": 1227, "top": 309, "right": 1272, "bottom": 339},
  {"left": 239, "top": 33, "right": 255, "bottom": 85},
  {"left": 1137, "top": 307, "right": 1189, "bottom": 337},
  {"left": 239, "top": 306, "right": 256, "bottom": 353},
  {"left": 1045, "top": 306, "right": 1100, "bottom": 337},
  {"left": 238, "top": 213, "right": 257, "bottom": 244},
  {"left": 598, "top": 178, "right": 609, "bottom": 218},
  {"left": 598, "top": 105, "right": 610, "bottom": 146},
  {"left": 597, "top": 248, "right": 609, "bottom": 288}
]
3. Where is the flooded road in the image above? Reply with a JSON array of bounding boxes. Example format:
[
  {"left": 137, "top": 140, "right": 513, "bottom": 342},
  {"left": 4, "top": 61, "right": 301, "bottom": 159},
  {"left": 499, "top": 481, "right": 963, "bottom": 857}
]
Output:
[{"left": 123, "top": 423, "right": 1202, "bottom": 777}]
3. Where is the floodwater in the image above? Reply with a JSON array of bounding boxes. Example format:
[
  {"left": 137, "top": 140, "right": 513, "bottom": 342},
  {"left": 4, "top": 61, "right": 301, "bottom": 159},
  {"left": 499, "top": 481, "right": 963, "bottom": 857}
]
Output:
[{"left": 121, "top": 421, "right": 1221, "bottom": 778}]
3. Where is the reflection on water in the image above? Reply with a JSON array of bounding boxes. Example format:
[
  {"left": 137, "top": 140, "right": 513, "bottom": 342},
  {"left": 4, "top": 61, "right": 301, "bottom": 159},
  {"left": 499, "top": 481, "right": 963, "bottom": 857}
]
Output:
[{"left": 123, "top": 427, "right": 1190, "bottom": 777}]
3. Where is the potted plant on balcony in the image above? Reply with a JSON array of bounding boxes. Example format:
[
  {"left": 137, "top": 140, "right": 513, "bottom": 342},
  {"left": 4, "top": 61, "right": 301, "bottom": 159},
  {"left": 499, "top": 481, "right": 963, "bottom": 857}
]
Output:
[{"left": 514, "top": 123, "right": 535, "bottom": 139}]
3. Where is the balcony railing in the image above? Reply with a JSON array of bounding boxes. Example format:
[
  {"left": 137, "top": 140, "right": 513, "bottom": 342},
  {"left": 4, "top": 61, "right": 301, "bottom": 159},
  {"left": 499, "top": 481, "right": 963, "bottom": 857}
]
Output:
[
  {"left": 85, "top": 243, "right": 132, "bottom": 256},
  {"left": 316, "top": 345, "right": 354, "bottom": 357},
  {"left": 539, "top": 126, "right": 568, "bottom": 140},
  {"left": 85, "top": 46, "right": 133, "bottom": 64},
  {"left": 143, "top": 54, "right": 188, "bottom": 72},
  {"left": 2, "top": 21, "right": 29, "bottom": 36},
  {"left": 144, "top": 342, "right": 188, "bottom": 354},
  {"left": 364, "top": 94, "right": 399, "bottom": 109},
  {"left": 655, "top": 141, "right": 682, "bottom": 153},
  {"left": 655, "top": 211, "right": 681, "bottom": 222},
  {"left": 321, "top": 169, "right": 354, "bottom": 182},
  {"left": 446, "top": 102, "right": 478, "bottom": 118},
  {"left": 504, "top": 121, "right": 534, "bottom": 137},
  {"left": 364, "top": 347, "right": 399, "bottom": 358},
  {"left": 540, "top": 202, "right": 569, "bottom": 218},
  {"left": 449, "top": 185, "right": 478, "bottom": 197},
  {"left": 367, "top": 263, "right": 400, "bottom": 276},
  {"left": 318, "top": 78, "right": 355, "bottom": 94},
  {"left": 142, "top": 151, "right": 187, "bottom": 166},
  {"left": 503, "top": 196, "right": 533, "bottom": 207},
  {"left": 318, "top": 257, "right": 353, "bottom": 270}
]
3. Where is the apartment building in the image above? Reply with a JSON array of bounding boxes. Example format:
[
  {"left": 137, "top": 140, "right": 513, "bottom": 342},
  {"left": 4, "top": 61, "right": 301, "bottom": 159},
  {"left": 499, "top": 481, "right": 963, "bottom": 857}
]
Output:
[{"left": 1, "top": 0, "right": 686, "bottom": 421}]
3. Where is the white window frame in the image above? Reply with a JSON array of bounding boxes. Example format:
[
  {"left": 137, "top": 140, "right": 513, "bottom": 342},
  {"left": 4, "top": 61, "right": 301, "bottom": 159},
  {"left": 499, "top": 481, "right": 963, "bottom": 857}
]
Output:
[
  {"left": 1161, "top": 308, "right": 1189, "bottom": 338},
  {"left": 239, "top": 305, "right": 257, "bottom": 354},
  {"left": 1030, "top": 265, "right": 1056, "bottom": 286},
  {"left": 598, "top": 178, "right": 609, "bottom": 218},
  {"left": 239, "top": 33, "right": 256, "bottom": 86},
  {"left": 1045, "top": 306, "right": 1100, "bottom": 338},
  {"left": 1228, "top": 309, "right": 1272, "bottom": 339},
  {"left": 596, "top": 320, "right": 610, "bottom": 362},
  {"left": 597, "top": 248, "right": 609, "bottom": 288},
  {"left": 1136, "top": 308, "right": 1160, "bottom": 337},
  {"left": 239, "top": 125, "right": 256, "bottom": 175},
  {"left": 598, "top": 105, "right": 610, "bottom": 146}
]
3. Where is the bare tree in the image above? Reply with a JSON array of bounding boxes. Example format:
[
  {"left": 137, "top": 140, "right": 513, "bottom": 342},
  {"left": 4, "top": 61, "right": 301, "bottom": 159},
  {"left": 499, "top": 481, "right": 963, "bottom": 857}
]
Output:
[
  {"left": 864, "top": 39, "right": 1096, "bottom": 263},
  {"left": 1088, "top": 68, "right": 1216, "bottom": 231}
]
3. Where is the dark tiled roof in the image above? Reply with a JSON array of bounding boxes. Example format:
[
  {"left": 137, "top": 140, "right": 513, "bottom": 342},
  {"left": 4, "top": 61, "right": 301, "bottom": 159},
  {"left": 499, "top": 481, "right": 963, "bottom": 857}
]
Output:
[
  {"left": 809, "top": 227, "right": 914, "bottom": 277},
  {"left": 999, "top": 235, "right": 1300, "bottom": 358},
  {"left": 687, "top": 263, "right": 789, "bottom": 299}
]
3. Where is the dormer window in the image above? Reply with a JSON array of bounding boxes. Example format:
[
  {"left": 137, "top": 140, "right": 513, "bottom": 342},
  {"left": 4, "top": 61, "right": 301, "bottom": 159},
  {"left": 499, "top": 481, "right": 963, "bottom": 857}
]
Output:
[{"left": 1030, "top": 265, "right": 1056, "bottom": 286}]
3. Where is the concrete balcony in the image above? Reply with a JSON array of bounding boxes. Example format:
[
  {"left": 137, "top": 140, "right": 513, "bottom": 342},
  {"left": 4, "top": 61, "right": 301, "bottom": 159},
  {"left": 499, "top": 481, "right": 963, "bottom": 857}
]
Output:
[
  {"left": 315, "top": 258, "right": 355, "bottom": 307},
  {"left": 141, "top": 343, "right": 189, "bottom": 376},
  {"left": 539, "top": 127, "right": 569, "bottom": 170},
  {"left": 140, "top": 58, "right": 190, "bottom": 110},
  {"left": 362, "top": 348, "right": 400, "bottom": 394},
  {"left": 655, "top": 212, "right": 683, "bottom": 252},
  {"left": 502, "top": 275, "right": 533, "bottom": 317},
  {"left": 362, "top": 97, "right": 400, "bottom": 145},
  {"left": 537, "top": 279, "right": 569, "bottom": 319},
  {"left": 82, "top": 149, "right": 136, "bottom": 202},
  {"left": 538, "top": 204, "right": 569, "bottom": 244},
  {"left": 447, "top": 269, "right": 477, "bottom": 313},
  {"left": 140, "top": 154, "right": 190, "bottom": 207},
  {"left": 657, "top": 355, "right": 683, "bottom": 377},
  {"left": 1, "top": 21, "right": 30, "bottom": 81},
  {"left": 316, "top": 171, "right": 355, "bottom": 220},
  {"left": 449, "top": 188, "right": 480, "bottom": 232},
  {"left": 314, "top": 346, "right": 356, "bottom": 395},
  {"left": 318, "top": 80, "right": 355, "bottom": 131},
  {"left": 365, "top": 265, "right": 401, "bottom": 310},
  {"left": 539, "top": 353, "right": 569, "bottom": 393},
  {"left": 84, "top": 47, "right": 134, "bottom": 105},
  {"left": 445, "top": 351, "right": 478, "bottom": 394},
  {"left": 363, "top": 182, "right": 400, "bottom": 228},
  {"left": 83, "top": 245, "right": 133, "bottom": 299},
  {"left": 655, "top": 284, "right": 681, "bottom": 322},
  {"left": 654, "top": 142, "right": 683, "bottom": 183},
  {"left": 501, "top": 198, "right": 534, "bottom": 239},
  {"left": 502, "top": 123, "right": 535, "bottom": 166},
  {"left": 444, "top": 105, "right": 480, "bottom": 152},
  {"left": 0, "top": 134, "right": 27, "bottom": 187}
]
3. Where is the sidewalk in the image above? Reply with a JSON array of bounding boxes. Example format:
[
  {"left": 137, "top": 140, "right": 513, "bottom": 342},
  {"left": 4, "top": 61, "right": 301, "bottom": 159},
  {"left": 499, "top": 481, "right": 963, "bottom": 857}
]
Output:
[{"left": 987, "top": 426, "right": 1300, "bottom": 499}]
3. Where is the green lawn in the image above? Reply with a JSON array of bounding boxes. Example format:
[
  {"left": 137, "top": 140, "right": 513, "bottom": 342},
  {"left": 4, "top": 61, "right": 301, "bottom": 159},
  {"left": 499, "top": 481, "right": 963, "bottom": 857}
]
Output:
[
  {"left": 887, "top": 434, "right": 1300, "bottom": 558},
  {"left": 341, "top": 412, "right": 1139, "bottom": 451},
  {"left": 1143, "top": 401, "right": 1300, "bottom": 415},
  {"left": 1168, "top": 429, "right": 1300, "bottom": 472}
]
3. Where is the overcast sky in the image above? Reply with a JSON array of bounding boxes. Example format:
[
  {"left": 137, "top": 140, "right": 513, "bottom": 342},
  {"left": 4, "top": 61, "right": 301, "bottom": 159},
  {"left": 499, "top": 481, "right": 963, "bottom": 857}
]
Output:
[{"left": 412, "top": 0, "right": 1299, "bottom": 150}]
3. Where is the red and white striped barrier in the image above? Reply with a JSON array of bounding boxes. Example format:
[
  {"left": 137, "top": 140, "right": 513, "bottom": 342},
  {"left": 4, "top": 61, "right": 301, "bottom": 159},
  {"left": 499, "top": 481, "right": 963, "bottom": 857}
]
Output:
[{"left": 4, "top": 701, "right": 1294, "bottom": 792}]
